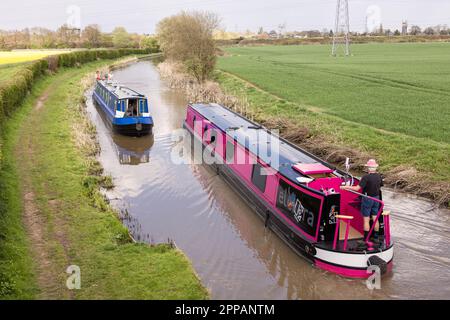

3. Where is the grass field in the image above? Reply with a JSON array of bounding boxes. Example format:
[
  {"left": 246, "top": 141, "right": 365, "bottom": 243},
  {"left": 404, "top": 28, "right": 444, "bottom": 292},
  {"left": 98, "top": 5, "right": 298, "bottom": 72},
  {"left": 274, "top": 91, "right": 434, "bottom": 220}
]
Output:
[
  {"left": 218, "top": 43, "right": 450, "bottom": 144},
  {"left": 0, "top": 50, "right": 71, "bottom": 66},
  {"left": 216, "top": 43, "right": 450, "bottom": 202}
]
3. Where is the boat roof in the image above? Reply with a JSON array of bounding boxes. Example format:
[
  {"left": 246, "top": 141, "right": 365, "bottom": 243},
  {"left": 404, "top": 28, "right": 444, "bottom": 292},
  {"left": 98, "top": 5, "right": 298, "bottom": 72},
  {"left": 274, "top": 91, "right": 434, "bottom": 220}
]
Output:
[
  {"left": 190, "top": 103, "right": 338, "bottom": 185},
  {"left": 97, "top": 80, "right": 145, "bottom": 100}
]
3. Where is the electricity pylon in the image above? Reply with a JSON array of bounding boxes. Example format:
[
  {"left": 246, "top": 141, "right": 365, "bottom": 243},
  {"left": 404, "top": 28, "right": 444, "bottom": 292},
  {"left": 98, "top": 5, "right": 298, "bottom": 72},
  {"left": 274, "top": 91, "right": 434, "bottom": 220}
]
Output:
[{"left": 332, "top": 0, "right": 351, "bottom": 56}]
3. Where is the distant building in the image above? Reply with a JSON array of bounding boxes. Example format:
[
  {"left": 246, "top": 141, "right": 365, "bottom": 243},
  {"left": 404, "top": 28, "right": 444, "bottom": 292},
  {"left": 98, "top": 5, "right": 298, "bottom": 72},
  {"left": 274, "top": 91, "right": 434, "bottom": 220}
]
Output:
[{"left": 255, "top": 32, "right": 270, "bottom": 40}]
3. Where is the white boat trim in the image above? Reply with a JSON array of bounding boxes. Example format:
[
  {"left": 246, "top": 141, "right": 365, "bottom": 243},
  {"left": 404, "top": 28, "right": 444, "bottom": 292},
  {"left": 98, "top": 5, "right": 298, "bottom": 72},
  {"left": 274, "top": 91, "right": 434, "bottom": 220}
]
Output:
[
  {"left": 115, "top": 111, "right": 125, "bottom": 118},
  {"left": 315, "top": 246, "right": 394, "bottom": 268}
]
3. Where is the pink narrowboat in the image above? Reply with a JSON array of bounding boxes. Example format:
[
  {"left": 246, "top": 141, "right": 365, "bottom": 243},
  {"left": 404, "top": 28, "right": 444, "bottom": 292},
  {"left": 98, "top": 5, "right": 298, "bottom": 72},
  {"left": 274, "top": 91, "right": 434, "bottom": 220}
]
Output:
[{"left": 183, "top": 103, "right": 393, "bottom": 279}]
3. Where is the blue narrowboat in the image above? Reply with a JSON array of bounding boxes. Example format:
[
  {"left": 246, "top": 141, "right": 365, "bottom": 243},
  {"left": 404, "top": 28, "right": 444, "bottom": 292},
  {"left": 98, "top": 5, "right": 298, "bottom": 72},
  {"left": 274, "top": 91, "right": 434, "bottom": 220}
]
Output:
[{"left": 92, "top": 78, "right": 153, "bottom": 136}]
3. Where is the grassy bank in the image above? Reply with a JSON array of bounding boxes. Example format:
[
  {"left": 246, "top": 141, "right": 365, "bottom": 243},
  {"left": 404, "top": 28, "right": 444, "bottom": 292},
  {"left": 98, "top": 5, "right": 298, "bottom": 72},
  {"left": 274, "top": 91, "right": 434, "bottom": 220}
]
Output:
[
  {"left": 215, "top": 43, "right": 450, "bottom": 205},
  {"left": 0, "top": 59, "right": 208, "bottom": 299}
]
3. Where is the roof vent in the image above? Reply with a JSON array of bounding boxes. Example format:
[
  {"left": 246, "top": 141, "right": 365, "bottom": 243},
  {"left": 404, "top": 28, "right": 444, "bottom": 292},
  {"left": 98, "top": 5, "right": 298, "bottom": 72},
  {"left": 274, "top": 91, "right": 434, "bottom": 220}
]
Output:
[{"left": 292, "top": 163, "right": 333, "bottom": 175}]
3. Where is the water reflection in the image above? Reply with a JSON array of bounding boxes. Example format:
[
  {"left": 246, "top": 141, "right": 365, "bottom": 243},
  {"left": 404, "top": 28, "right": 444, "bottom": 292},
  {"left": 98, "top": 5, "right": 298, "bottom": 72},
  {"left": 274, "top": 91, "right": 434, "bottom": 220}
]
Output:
[{"left": 113, "top": 133, "right": 154, "bottom": 165}]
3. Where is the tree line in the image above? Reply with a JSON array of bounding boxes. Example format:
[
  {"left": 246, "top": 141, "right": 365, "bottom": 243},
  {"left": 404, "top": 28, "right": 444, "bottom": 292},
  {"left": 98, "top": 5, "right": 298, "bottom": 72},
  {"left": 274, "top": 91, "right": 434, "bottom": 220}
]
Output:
[
  {"left": 0, "top": 24, "right": 159, "bottom": 51},
  {"left": 251, "top": 24, "right": 450, "bottom": 40}
]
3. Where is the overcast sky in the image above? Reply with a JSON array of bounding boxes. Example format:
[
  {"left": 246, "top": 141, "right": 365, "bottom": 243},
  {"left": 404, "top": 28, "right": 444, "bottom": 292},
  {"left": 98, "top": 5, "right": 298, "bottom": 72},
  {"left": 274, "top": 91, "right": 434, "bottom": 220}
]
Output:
[{"left": 0, "top": 0, "right": 449, "bottom": 33}]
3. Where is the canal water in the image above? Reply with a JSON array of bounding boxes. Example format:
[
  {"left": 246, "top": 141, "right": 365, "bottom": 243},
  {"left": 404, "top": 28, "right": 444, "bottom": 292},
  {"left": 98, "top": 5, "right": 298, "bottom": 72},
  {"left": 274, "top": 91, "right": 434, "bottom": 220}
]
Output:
[{"left": 85, "top": 59, "right": 450, "bottom": 300}]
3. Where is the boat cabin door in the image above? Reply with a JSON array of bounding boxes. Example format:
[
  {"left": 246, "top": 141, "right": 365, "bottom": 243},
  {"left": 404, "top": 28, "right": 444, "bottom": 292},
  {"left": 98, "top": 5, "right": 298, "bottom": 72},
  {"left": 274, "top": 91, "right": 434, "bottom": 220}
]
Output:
[{"left": 125, "top": 99, "right": 139, "bottom": 117}]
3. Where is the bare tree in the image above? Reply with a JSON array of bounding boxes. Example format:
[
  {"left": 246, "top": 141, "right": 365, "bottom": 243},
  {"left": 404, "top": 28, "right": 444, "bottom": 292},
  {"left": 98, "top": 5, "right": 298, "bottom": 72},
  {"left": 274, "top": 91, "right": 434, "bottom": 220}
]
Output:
[
  {"left": 156, "top": 11, "right": 220, "bottom": 83},
  {"left": 410, "top": 25, "right": 422, "bottom": 36},
  {"left": 424, "top": 27, "right": 435, "bottom": 35},
  {"left": 82, "top": 24, "right": 102, "bottom": 48},
  {"left": 57, "top": 24, "right": 80, "bottom": 47}
]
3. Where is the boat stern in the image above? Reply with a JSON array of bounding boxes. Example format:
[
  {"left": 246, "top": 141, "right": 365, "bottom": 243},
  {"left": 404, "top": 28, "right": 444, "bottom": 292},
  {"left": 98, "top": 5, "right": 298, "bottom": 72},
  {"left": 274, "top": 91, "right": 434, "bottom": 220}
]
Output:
[{"left": 314, "top": 244, "right": 394, "bottom": 278}]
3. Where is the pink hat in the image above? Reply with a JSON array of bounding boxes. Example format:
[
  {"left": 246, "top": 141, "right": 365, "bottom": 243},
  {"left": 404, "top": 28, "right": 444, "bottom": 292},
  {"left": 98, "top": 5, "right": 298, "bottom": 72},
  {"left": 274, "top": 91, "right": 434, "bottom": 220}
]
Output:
[{"left": 365, "top": 159, "right": 379, "bottom": 168}]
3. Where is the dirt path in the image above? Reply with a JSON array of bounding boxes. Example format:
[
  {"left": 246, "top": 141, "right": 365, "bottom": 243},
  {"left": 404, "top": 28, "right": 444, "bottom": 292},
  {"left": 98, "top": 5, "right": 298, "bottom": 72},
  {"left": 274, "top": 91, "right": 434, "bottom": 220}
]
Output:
[{"left": 15, "top": 82, "right": 74, "bottom": 299}]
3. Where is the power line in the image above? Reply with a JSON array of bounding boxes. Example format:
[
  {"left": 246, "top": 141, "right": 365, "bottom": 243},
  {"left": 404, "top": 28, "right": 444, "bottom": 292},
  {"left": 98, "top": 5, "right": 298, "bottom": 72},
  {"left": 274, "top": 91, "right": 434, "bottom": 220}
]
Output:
[{"left": 332, "top": 0, "right": 351, "bottom": 56}]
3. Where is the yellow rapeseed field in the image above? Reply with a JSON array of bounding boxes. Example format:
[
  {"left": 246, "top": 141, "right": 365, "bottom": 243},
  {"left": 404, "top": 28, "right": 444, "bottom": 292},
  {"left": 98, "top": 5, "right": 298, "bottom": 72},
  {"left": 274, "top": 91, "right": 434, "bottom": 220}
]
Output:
[{"left": 0, "top": 49, "right": 71, "bottom": 65}]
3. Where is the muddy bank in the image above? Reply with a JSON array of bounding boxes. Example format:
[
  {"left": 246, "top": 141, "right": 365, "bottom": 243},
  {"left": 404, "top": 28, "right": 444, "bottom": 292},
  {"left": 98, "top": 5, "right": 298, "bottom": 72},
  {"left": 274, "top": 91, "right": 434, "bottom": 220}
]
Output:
[{"left": 157, "top": 61, "right": 450, "bottom": 207}]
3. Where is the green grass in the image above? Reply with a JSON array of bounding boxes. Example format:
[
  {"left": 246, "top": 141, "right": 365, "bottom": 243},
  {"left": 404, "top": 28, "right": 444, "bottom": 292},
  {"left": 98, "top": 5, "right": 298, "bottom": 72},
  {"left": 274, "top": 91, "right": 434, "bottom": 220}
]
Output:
[
  {"left": 216, "top": 43, "right": 450, "bottom": 189},
  {"left": 0, "top": 82, "right": 43, "bottom": 298},
  {"left": 218, "top": 43, "right": 450, "bottom": 144},
  {"left": 0, "top": 60, "right": 208, "bottom": 299}
]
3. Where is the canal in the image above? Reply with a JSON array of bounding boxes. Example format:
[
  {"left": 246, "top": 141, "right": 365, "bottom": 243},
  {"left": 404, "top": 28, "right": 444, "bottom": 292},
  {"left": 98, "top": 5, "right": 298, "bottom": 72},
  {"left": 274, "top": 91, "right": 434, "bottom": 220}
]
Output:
[{"left": 85, "top": 59, "right": 450, "bottom": 299}]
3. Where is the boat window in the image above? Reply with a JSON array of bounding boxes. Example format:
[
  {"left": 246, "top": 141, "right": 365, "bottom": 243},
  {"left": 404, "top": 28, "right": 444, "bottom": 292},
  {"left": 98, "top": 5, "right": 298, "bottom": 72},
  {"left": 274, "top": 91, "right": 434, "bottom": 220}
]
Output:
[
  {"left": 251, "top": 163, "right": 267, "bottom": 193},
  {"left": 192, "top": 115, "right": 196, "bottom": 126},
  {"left": 139, "top": 100, "right": 144, "bottom": 114},
  {"left": 226, "top": 140, "right": 234, "bottom": 163}
]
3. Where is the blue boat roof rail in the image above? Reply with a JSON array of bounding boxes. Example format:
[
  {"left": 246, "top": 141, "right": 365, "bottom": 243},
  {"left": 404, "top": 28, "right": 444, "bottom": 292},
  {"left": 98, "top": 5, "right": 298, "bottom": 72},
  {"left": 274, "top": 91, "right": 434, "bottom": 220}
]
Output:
[{"left": 97, "top": 80, "right": 146, "bottom": 100}]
